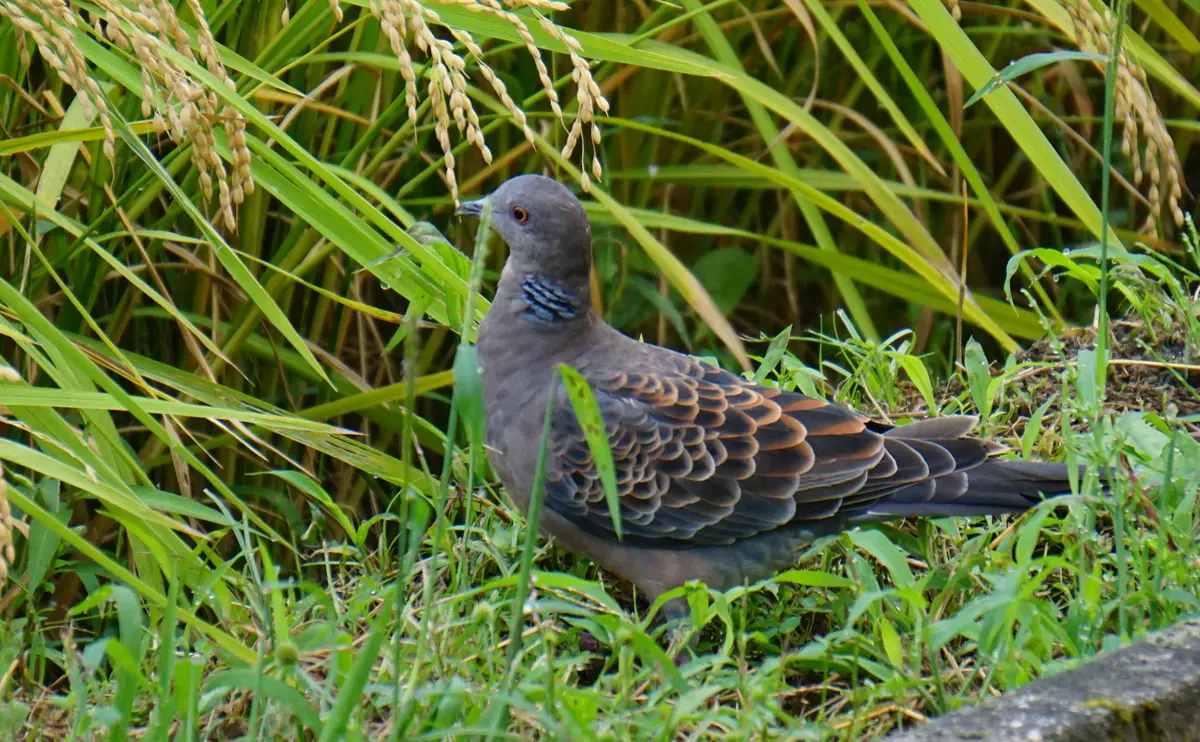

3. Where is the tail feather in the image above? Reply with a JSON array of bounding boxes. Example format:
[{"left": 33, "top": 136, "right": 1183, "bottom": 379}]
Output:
[
  {"left": 851, "top": 459, "right": 1090, "bottom": 522},
  {"left": 962, "top": 460, "right": 1084, "bottom": 500}
]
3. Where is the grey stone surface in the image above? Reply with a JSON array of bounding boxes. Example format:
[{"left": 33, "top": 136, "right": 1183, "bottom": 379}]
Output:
[{"left": 887, "top": 618, "right": 1200, "bottom": 741}]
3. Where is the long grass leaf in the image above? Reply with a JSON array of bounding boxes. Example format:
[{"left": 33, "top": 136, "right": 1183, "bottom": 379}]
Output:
[
  {"left": 910, "top": 0, "right": 1122, "bottom": 248},
  {"left": 599, "top": 116, "right": 1025, "bottom": 349},
  {"left": 5, "top": 487, "right": 255, "bottom": 663},
  {"left": 559, "top": 366, "right": 622, "bottom": 540}
]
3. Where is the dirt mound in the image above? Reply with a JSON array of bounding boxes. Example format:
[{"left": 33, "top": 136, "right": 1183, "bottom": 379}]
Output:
[{"left": 895, "top": 316, "right": 1199, "bottom": 451}]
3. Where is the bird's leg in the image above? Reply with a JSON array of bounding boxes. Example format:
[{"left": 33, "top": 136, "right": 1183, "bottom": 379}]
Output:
[{"left": 659, "top": 596, "right": 698, "bottom": 666}]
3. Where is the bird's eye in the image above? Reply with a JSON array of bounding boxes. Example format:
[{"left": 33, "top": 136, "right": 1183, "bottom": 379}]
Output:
[{"left": 512, "top": 206, "right": 529, "bottom": 224}]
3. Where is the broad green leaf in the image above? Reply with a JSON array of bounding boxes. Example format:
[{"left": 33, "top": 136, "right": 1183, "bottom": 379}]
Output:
[
  {"left": 879, "top": 617, "right": 905, "bottom": 669},
  {"left": 1115, "top": 412, "right": 1171, "bottom": 460},
  {"left": 691, "top": 247, "right": 758, "bottom": 315},
  {"left": 453, "top": 345, "right": 486, "bottom": 453},
  {"left": 848, "top": 530, "right": 916, "bottom": 590},
  {"left": 1016, "top": 505, "right": 1057, "bottom": 566},
  {"left": 753, "top": 326, "right": 794, "bottom": 384},
  {"left": 624, "top": 626, "right": 689, "bottom": 692},
  {"left": 772, "top": 569, "right": 856, "bottom": 589},
  {"left": 894, "top": 354, "right": 936, "bottom": 410},
  {"left": 204, "top": 671, "right": 322, "bottom": 732},
  {"left": 1021, "top": 394, "right": 1058, "bottom": 460},
  {"left": 465, "top": 570, "right": 624, "bottom": 615},
  {"left": 964, "top": 339, "right": 994, "bottom": 421},
  {"left": 34, "top": 95, "right": 95, "bottom": 211},
  {"left": 24, "top": 480, "right": 64, "bottom": 594},
  {"left": 1005, "top": 248, "right": 1101, "bottom": 300}
]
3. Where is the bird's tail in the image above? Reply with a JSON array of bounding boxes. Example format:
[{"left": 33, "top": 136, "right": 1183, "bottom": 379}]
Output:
[
  {"left": 827, "top": 416, "right": 1102, "bottom": 524},
  {"left": 857, "top": 459, "right": 1090, "bottom": 521}
]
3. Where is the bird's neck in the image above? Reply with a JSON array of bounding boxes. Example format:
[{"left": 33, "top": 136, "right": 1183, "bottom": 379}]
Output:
[
  {"left": 477, "top": 256, "right": 598, "bottom": 415},
  {"left": 494, "top": 256, "right": 592, "bottom": 328}
]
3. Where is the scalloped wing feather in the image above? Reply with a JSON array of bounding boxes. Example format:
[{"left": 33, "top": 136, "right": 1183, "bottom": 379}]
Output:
[{"left": 543, "top": 351, "right": 1005, "bottom": 548}]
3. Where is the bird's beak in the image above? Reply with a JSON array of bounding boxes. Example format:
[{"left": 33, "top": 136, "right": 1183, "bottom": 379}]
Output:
[{"left": 455, "top": 198, "right": 487, "bottom": 218}]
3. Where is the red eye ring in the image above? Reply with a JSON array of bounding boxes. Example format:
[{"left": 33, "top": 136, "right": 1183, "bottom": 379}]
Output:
[{"left": 512, "top": 206, "right": 529, "bottom": 223}]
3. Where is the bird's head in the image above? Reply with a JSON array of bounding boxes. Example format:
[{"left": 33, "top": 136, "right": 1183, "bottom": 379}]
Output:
[{"left": 456, "top": 174, "right": 592, "bottom": 277}]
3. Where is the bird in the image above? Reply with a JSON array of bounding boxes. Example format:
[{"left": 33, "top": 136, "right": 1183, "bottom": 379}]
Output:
[{"left": 456, "top": 174, "right": 1087, "bottom": 629}]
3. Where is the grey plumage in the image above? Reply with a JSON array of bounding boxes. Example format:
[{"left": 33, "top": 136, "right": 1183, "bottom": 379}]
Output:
[{"left": 459, "top": 174, "right": 1084, "bottom": 612}]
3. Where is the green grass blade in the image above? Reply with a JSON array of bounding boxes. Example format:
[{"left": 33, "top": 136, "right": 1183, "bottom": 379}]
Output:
[
  {"left": 105, "top": 102, "right": 331, "bottom": 386},
  {"left": 856, "top": 0, "right": 1063, "bottom": 325},
  {"left": 559, "top": 365, "right": 622, "bottom": 540},
  {"left": 910, "top": 0, "right": 1121, "bottom": 248},
  {"left": 1025, "top": 0, "right": 1200, "bottom": 107},
  {"left": 599, "top": 116, "right": 1027, "bottom": 349},
  {"left": 5, "top": 487, "right": 254, "bottom": 664},
  {"left": 964, "top": 52, "right": 1107, "bottom": 108},
  {"left": 680, "top": 0, "right": 878, "bottom": 342}
]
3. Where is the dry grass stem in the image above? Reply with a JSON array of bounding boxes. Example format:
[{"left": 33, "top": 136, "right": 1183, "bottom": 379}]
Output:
[
  {"left": 0, "top": 363, "right": 19, "bottom": 583},
  {"left": 0, "top": 463, "right": 11, "bottom": 583}
]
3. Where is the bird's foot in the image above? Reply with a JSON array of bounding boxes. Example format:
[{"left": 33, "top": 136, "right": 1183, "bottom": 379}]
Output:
[{"left": 660, "top": 597, "right": 699, "bottom": 667}]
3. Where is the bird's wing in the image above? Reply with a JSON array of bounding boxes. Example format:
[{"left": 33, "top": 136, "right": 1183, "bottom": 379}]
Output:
[{"left": 545, "top": 353, "right": 998, "bottom": 547}]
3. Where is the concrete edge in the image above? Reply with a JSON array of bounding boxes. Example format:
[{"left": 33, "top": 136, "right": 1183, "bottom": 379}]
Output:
[{"left": 885, "top": 618, "right": 1200, "bottom": 742}]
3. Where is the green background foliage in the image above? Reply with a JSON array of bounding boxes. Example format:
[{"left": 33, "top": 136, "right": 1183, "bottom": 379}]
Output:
[{"left": 0, "top": 0, "right": 1197, "bottom": 738}]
